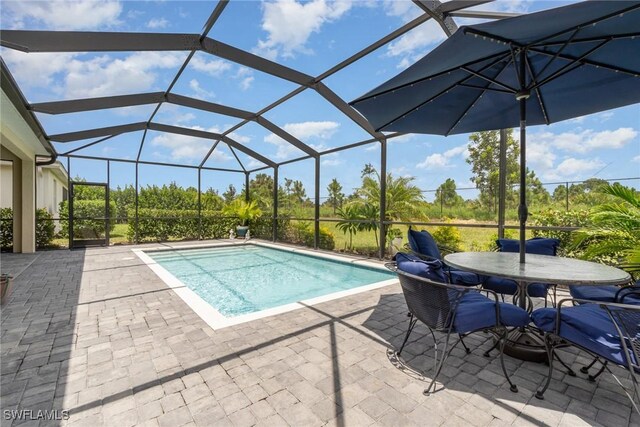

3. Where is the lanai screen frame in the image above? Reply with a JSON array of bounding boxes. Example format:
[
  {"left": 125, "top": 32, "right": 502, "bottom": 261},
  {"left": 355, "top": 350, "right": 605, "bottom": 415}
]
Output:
[{"left": 1, "top": 0, "right": 524, "bottom": 257}]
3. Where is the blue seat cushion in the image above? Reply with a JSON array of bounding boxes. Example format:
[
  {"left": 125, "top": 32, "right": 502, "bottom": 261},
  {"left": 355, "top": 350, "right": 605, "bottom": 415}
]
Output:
[
  {"left": 570, "top": 284, "right": 640, "bottom": 304},
  {"left": 407, "top": 229, "right": 441, "bottom": 259},
  {"left": 484, "top": 276, "right": 549, "bottom": 297},
  {"left": 453, "top": 292, "right": 530, "bottom": 334},
  {"left": 532, "top": 304, "right": 634, "bottom": 366},
  {"left": 450, "top": 270, "right": 484, "bottom": 287},
  {"left": 395, "top": 252, "right": 447, "bottom": 283},
  {"left": 497, "top": 237, "right": 560, "bottom": 256}
]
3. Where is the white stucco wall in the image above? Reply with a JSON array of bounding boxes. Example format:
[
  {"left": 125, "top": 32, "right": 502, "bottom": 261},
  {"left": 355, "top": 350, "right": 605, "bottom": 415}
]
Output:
[
  {"left": 36, "top": 164, "right": 68, "bottom": 218},
  {"left": 0, "top": 160, "right": 12, "bottom": 209}
]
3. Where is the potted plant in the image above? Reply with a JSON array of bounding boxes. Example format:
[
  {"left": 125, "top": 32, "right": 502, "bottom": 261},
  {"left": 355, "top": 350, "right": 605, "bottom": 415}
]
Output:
[{"left": 223, "top": 199, "right": 262, "bottom": 238}]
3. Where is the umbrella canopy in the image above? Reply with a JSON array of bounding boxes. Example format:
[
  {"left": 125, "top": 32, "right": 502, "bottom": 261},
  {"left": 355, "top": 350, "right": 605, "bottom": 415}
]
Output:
[{"left": 351, "top": 0, "right": 640, "bottom": 263}]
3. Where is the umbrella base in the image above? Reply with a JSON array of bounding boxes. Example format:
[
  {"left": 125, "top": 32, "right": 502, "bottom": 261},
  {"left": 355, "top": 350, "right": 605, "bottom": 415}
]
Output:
[{"left": 502, "top": 328, "right": 547, "bottom": 363}]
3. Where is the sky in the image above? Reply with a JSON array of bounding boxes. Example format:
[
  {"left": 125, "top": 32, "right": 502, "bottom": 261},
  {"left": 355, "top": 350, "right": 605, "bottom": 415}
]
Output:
[{"left": 1, "top": 0, "right": 638, "bottom": 202}]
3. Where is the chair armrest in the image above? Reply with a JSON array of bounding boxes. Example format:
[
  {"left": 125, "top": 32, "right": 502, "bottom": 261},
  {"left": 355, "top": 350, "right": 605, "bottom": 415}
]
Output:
[
  {"left": 553, "top": 297, "right": 640, "bottom": 335},
  {"left": 615, "top": 285, "right": 640, "bottom": 303}
]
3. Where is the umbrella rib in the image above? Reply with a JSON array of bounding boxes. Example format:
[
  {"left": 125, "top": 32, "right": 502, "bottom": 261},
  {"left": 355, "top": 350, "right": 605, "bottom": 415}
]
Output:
[
  {"left": 351, "top": 51, "right": 508, "bottom": 105},
  {"left": 374, "top": 53, "right": 511, "bottom": 132},
  {"left": 535, "top": 27, "right": 580, "bottom": 82},
  {"left": 530, "top": 45, "right": 639, "bottom": 79},
  {"left": 462, "top": 27, "right": 523, "bottom": 48},
  {"left": 446, "top": 58, "right": 514, "bottom": 136},
  {"left": 460, "top": 67, "right": 517, "bottom": 92},
  {"left": 536, "top": 32, "right": 640, "bottom": 48},
  {"left": 527, "top": 3, "right": 640, "bottom": 47},
  {"left": 510, "top": 46, "right": 525, "bottom": 90},
  {"left": 530, "top": 39, "right": 612, "bottom": 90},
  {"left": 524, "top": 55, "right": 550, "bottom": 126},
  {"left": 458, "top": 83, "right": 512, "bottom": 94}
]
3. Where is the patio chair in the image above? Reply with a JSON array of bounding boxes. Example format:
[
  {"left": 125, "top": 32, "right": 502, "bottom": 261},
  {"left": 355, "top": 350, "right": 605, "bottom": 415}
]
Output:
[
  {"left": 568, "top": 281, "right": 639, "bottom": 381},
  {"left": 569, "top": 280, "right": 640, "bottom": 304},
  {"left": 482, "top": 238, "right": 560, "bottom": 309},
  {"left": 532, "top": 297, "right": 640, "bottom": 413},
  {"left": 407, "top": 227, "right": 484, "bottom": 286},
  {"left": 388, "top": 253, "right": 530, "bottom": 395}
]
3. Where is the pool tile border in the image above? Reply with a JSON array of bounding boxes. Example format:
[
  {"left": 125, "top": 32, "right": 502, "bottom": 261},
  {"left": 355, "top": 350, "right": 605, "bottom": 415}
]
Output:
[{"left": 132, "top": 240, "right": 397, "bottom": 330}]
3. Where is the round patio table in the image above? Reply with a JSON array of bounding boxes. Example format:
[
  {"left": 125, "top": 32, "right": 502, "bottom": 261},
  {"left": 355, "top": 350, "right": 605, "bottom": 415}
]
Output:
[{"left": 444, "top": 252, "right": 632, "bottom": 362}]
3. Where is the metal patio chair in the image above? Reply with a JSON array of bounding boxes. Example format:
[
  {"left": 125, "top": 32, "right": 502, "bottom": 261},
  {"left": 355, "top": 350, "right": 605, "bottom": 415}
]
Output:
[
  {"left": 387, "top": 255, "right": 529, "bottom": 395},
  {"left": 532, "top": 297, "right": 640, "bottom": 413}
]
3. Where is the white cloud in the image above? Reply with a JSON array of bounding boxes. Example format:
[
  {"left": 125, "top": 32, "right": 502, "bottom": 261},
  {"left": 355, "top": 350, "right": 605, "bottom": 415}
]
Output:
[
  {"left": 228, "top": 132, "right": 251, "bottom": 144},
  {"left": 255, "top": 0, "right": 352, "bottom": 59},
  {"left": 533, "top": 128, "right": 637, "bottom": 154},
  {"left": 543, "top": 158, "right": 605, "bottom": 181},
  {"left": 239, "top": 76, "right": 255, "bottom": 91},
  {"left": 147, "top": 18, "right": 169, "bottom": 29},
  {"left": 189, "top": 79, "right": 215, "bottom": 100},
  {"left": 247, "top": 159, "right": 267, "bottom": 169},
  {"left": 633, "top": 155, "right": 640, "bottom": 163},
  {"left": 190, "top": 56, "right": 232, "bottom": 77},
  {"left": 4, "top": 50, "right": 186, "bottom": 100},
  {"left": 150, "top": 125, "right": 231, "bottom": 162},
  {"left": 416, "top": 143, "right": 468, "bottom": 169},
  {"left": 321, "top": 153, "right": 342, "bottom": 167},
  {"left": 264, "top": 120, "right": 340, "bottom": 159},
  {"left": 382, "top": 1, "right": 445, "bottom": 69},
  {"left": 3, "top": 0, "right": 123, "bottom": 30}
]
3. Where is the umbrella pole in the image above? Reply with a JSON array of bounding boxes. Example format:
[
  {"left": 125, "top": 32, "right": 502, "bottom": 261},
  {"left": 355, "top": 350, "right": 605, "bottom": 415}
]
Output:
[
  {"left": 517, "top": 50, "right": 530, "bottom": 265},
  {"left": 518, "top": 98, "right": 527, "bottom": 264}
]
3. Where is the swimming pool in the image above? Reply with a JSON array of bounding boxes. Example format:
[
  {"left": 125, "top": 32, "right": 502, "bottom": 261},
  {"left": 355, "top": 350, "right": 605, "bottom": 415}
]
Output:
[{"left": 137, "top": 243, "right": 396, "bottom": 327}]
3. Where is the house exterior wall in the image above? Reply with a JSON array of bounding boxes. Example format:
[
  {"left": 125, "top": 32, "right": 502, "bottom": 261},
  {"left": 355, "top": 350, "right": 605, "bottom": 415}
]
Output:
[
  {"left": 1, "top": 160, "right": 12, "bottom": 209},
  {"left": 37, "top": 165, "right": 68, "bottom": 218}
]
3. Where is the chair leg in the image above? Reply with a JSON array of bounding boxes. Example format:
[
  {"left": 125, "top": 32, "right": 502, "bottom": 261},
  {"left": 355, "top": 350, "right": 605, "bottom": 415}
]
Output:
[
  {"left": 397, "top": 313, "right": 417, "bottom": 356},
  {"left": 535, "top": 334, "right": 556, "bottom": 400},
  {"left": 459, "top": 334, "right": 471, "bottom": 354},
  {"left": 587, "top": 360, "right": 607, "bottom": 382},
  {"left": 483, "top": 336, "right": 501, "bottom": 357},
  {"left": 579, "top": 357, "right": 599, "bottom": 374},
  {"left": 424, "top": 330, "right": 452, "bottom": 395},
  {"left": 554, "top": 353, "right": 577, "bottom": 377},
  {"left": 498, "top": 328, "right": 518, "bottom": 393}
]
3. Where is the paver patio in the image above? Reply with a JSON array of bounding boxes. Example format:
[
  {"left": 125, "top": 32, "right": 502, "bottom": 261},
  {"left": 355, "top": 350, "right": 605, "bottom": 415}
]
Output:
[{"left": 1, "top": 241, "right": 638, "bottom": 426}]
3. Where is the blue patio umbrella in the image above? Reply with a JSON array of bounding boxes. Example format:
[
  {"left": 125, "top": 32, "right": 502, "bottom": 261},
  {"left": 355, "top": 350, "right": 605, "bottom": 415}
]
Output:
[{"left": 351, "top": 0, "right": 640, "bottom": 263}]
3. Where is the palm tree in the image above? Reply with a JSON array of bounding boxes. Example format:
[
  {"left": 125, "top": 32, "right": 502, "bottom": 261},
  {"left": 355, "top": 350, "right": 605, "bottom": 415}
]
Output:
[
  {"left": 357, "top": 170, "right": 426, "bottom": 237},
  {"left": 572, "top": 184, "right": 640, "bottom": 275},
  {"left": 336, "top": 205, "right": 361, "bottom": 250},
  {"left": 356, "top": 203, "right": 379, "bottom": 248}
]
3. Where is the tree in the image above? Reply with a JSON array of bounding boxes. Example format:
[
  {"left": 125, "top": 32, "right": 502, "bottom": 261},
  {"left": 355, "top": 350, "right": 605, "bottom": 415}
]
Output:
[
  {"left": 222, "top": 184, "right": 236, "bottom": 204},
  {"left": 355, "top": 167, "right": 426, "bottom": 241},
  {"left": 241, "top": 173, "right": 274, "bottom": 210},
  {"left": 526, "top": 170, "right": 551, "bottom": 207},
  {"left": 435, "top": 178, "right": 462, "bottom": 207},
  {"left": 326, "top": 178, "right": 345, "bottom": 214},
  {"left": 361, "top": 163, "right": 376, "bottom": 178},
  {"left": 336, "top": 205, "right": 361, "bottom": 250},
  {"left": 291, "top": 180, "right": 307, "bottom": 204},
  {"left": 552, "top": 184, "right": 568, "bottom": 204},
  {"left": 466, "top": 130, "right": 519, "bottom": 212}
]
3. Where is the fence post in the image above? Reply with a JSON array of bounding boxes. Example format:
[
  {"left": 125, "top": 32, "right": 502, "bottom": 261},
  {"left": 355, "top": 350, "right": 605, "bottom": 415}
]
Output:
[
  {"left": 314, "top": 156, "right": 320, "bottom": 249},
  {"left": 379, "top": 139, "right": 387, "bottom": 260},
  {"left": 198, "top": 168, "right": 202, "bottom": 240},
  {"left": 272, "top": 166, "right": 278, "bottom": 242},
  {"left": 565, "top": 181, "right": 569, "bottom": 212},
  {"left": 135, "top": 162, "right": 139, "bottom": 244}
]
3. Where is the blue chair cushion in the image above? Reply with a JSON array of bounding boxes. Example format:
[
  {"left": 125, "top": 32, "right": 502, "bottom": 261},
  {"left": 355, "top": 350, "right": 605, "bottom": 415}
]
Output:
[
  {"left": 570, "top": 283, "right": 640, "bottom": 304},
  {"left": 407, "top": 229, "right": 441, "bottom": 260},
  {"left": 532, "top": 304, "right": 633, "bottom": 366},
  {"left": 497, "top": 237, "right": 560, "bottom": 256},
  {"left": 450, "top": 270, "right": 484, "bottom": 287},
  {"left": 395, "top": 252, "right": 447, "bottom": 283},
  {"left": 453, "top": 292, "right": 530, "bottom": 334},
  {"left": 484, "top": 276, "right": 549, "bottom": 298}
]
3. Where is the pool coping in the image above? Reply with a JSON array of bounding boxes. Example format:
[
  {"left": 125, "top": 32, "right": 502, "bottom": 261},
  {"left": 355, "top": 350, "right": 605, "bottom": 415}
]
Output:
[{"left": 132, "top": 240, "right": 398, "bottom": 330}]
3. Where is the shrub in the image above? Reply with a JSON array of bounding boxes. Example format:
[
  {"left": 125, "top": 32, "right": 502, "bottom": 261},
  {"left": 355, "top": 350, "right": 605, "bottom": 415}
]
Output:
[
  {"left": 277, "top": 220, "right": 335, "bottom": 250},
  {"left": 485, "top": 229, "right": 516, "bottom": 251},
  {"left": 35, "top": 209, "right": 55, "bottom": 248},
  {"left": 431, "top": 224, "right": 463, "bottom": 252},
  {"left": 128, "top": 209, "right": 234, "bottom": 242},
  {"left": 0, "top": 208, "right": 12, "bottom": 251},
  {"left": 59, "top": 200, "right": 116, "bottom": 238},
  {"left": 530, "top": 209, "right": 590, "bottom": 256}
]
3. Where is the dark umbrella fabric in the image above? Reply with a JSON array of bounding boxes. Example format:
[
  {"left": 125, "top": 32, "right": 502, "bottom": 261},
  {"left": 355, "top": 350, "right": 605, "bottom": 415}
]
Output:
[{"left": 351, "top": 0, "right": 640, "bottom": 262}]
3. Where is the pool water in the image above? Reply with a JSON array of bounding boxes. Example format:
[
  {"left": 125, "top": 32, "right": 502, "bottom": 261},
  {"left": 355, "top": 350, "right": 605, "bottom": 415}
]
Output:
[{"left": 146, "top": 245, "right": 395, "bottom": 317}]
